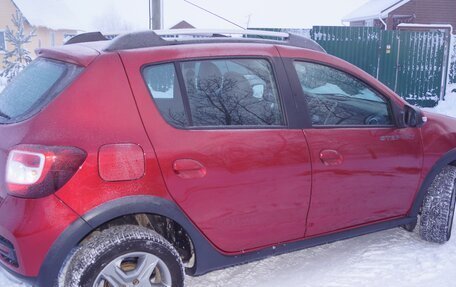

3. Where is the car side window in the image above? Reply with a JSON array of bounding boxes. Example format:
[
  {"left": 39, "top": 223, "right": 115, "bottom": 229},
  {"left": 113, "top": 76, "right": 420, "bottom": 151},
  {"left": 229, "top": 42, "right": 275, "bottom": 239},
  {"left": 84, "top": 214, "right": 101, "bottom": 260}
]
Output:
[
  {"left": 181, "top": 59, "right": 284, "bottom": 127},
  {"left": 143, "top": 63, "right": 189, "bottom": 127},
  {"left": 293, "top": 61, "right": 393, "bottom": 127},
  {"left": 143, "top": 59, "right": 284, "bottom": 128}
]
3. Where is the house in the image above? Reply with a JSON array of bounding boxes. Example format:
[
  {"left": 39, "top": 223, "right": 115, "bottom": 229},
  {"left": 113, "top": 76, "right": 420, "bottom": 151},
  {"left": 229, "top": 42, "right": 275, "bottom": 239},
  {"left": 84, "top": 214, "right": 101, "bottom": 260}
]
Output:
[
  {"left": 342, "top": 0, "right": 456, "bottom": 33},
  {"left": 0, "top": 0, "right": 80, "bottom": 67},
  {"left": 170, "top": 20, "right": 195, "bottom": 30}
]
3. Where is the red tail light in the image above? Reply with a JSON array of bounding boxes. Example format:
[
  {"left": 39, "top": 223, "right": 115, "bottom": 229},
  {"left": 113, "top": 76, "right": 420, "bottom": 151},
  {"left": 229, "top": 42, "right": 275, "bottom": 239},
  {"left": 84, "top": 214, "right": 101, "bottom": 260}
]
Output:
[{"left": 5, "top": 145, "right": 87, "bottom": 198}]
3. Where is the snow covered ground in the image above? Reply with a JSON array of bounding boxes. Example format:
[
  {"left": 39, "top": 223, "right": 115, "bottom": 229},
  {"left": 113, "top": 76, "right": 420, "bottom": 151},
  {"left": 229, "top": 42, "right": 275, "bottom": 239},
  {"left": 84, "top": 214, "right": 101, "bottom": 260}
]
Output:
[
  {"left": 423, "top": 83, "right": 456, "bottom": 118},
  {"left": 1, "top": 220, "right": 456, "bottom": 287},
  {"left": 0, "top": 86, "right": 456, "bottom": 287}
]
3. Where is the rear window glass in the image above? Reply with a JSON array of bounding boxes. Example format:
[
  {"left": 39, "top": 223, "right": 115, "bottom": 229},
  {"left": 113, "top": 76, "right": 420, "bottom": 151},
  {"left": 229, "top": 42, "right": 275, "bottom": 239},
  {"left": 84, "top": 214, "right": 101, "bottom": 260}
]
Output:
[{"left": 0, "top": 58, "right": 82, "bottom": 123}]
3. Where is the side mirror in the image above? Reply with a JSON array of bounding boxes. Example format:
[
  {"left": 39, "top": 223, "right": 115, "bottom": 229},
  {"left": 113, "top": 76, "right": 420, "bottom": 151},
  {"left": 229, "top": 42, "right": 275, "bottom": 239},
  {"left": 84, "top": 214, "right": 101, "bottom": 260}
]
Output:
[{"left": 399, "top": 105, "right": 427, "bottom": 128}]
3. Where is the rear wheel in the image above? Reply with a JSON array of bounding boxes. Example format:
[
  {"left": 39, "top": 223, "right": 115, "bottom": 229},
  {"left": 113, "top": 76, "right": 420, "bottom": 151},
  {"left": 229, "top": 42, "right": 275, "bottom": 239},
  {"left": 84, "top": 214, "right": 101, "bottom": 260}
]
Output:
[
  {"left": 61, "top": 225, "right": 184, "bottom": 287},
  {"left": 420, "top": 165, "right": 456, "bottom": 243}
]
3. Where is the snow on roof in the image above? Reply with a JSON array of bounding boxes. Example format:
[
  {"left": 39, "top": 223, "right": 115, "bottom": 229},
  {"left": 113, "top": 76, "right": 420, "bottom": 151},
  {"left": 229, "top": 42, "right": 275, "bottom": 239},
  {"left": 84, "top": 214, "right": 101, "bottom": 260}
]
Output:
[
  {"left": 12, "top": 0, "right": 81, "bottom": 31},
  {"left": 342, "top": 0, "right": 410, "bottom": 22}
]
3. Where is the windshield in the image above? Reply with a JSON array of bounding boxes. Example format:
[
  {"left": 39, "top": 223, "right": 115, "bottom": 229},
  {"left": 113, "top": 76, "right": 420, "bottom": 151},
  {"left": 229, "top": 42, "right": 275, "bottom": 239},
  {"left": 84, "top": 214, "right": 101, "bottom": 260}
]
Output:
[{"left": 0, "top": 58, "right": 82, "bottom": 124}]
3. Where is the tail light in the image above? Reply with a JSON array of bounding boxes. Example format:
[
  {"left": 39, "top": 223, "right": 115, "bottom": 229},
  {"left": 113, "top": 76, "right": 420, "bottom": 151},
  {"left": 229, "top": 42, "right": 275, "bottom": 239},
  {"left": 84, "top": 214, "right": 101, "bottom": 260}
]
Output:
[{"left": 5, "top": 145, "right": 87, "bottom": 198}]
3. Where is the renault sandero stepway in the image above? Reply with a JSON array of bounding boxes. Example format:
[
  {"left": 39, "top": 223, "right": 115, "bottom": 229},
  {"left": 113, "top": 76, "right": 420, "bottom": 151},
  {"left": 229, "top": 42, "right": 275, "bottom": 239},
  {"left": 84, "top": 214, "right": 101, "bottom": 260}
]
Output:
[{"left": 1, "top": 30, "right": 456, "bottom": 287}]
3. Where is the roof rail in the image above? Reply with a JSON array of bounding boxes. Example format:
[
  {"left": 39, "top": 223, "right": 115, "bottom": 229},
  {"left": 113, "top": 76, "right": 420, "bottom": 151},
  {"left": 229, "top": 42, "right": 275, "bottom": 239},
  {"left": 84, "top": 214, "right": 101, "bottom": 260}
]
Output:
[
  {"left": 107, "top": 29, "right": 326, "bottom": 53},
  {"left": 67, "top": 29, "right": 326, "bottom": 53},
  {"left": 65, "top": 32, "right": 108, "bottom": 45},
  {"left": 155, "top": 29, "right": 291, "bottom": 38}
]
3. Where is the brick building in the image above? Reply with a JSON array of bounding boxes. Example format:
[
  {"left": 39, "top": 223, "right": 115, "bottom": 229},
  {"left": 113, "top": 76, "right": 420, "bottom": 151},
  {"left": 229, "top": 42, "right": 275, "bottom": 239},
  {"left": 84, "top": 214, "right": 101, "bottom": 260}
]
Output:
[{"left": 342, "top": 0, "right": 456, "bottom": 33}]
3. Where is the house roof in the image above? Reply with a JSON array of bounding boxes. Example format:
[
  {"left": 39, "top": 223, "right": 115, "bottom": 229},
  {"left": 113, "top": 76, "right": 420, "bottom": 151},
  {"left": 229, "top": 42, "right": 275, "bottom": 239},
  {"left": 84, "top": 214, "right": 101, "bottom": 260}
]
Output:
[
  {"left": 12, "top": 0, "right": 80, "bottom": 31},
  {"left": 170, "top": 21, "right": 196, "bottom": 29},
  {"left": 342, "top": 0, "right": 410, "bottom": 22}
]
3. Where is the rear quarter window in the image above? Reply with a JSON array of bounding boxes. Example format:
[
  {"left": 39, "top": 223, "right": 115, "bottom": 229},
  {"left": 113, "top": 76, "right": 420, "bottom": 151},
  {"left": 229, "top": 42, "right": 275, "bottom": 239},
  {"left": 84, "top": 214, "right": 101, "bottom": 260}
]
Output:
[{"left": 0, "top": 58, "right": 82, "bottom": 123}]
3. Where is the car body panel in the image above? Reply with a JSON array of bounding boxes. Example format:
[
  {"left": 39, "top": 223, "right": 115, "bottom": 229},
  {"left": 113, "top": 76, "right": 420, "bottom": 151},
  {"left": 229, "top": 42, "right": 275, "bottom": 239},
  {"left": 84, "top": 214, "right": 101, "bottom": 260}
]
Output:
[
  {"left": 0, "top": 52, "right": 170, "bottom": 276},
  {"left": 416, "top": 111, "right": 456, "bottom": 196},
  {"left": 0, "top": 194, "right": 80, "bottom": 276},
  {"left": 119, "top": 44, "right": 313, "bottom": 252},
  {"left": 303, "top": 127, "right": 423, "bottom": 236}
]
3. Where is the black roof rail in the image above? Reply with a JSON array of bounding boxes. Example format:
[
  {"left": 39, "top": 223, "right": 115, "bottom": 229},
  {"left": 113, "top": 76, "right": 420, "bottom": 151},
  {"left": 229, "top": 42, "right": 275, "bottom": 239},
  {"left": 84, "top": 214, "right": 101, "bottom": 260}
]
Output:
[
  {"left": 67, "top": 29, "right": 326, "bottom": 53},
  {"left": 65, "top": 32, "right": 108, "bottom": 45}
]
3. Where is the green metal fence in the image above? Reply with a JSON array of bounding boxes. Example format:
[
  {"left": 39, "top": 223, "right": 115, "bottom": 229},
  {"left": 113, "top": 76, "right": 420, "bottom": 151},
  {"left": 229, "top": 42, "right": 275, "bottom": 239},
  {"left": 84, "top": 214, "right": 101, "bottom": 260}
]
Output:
[
  {"left": 450, "top": 35, "right": 456, "bottom": 84},
  {"left": 310, "top": 26, "right": 451, "bottom": 107},
  {"left": 310, "top": 26, "right": 381, "bottom": 77},
  {"left": 394, "top": 31, "right": 447, "bottom": 107}
]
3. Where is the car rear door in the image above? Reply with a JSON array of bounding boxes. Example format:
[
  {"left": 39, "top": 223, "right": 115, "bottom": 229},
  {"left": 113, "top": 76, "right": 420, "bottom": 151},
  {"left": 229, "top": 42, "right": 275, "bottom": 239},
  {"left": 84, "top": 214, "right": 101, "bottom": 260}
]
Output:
[
  {"left": 120, "top": 44, "right": 312, "bottom": 253},
  {"left": 279, "top": 51, "right": 423, "bottom": 237}
]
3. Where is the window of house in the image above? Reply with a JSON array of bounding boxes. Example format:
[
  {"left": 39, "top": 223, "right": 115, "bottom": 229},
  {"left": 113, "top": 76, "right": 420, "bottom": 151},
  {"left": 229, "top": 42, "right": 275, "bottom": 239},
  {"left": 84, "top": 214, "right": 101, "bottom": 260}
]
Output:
[
  {"left": 143, "top": 59, "right": 284, "bottom": 128},
  {"left": 0, "top": 31, "right": 6, "bottom": 51},
  {"left": 365, "top": 19, "right": 375, "bottom": 27},
  {"left": 293, "top": 61, "right": 393, "bottom": 127}
]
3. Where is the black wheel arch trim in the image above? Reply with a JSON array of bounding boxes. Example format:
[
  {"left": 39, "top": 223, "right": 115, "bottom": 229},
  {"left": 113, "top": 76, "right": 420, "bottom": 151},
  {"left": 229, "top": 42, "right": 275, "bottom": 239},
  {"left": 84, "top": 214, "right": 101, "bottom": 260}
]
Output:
[
  {"left": 36, "top": 195, "right": 227, "bottom": 286},
  {"left": 409, "top": 148, "right": 456, "bottom": 217},
  {"left": 34, "top": 195, "right": 423, "bottom": 286},
  {"left": 36, "top": 215, "right": 92, "bottom": 287}
]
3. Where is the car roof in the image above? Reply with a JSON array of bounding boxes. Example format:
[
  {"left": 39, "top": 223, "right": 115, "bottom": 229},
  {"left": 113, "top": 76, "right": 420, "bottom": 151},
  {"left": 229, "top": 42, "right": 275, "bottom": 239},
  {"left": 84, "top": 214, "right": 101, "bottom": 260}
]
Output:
[
  {"left": 67, "top": 29, "right": 326, "bottom": 53},
  {"left": 37, "top": 30, "right": 326, "bottom": 68}
]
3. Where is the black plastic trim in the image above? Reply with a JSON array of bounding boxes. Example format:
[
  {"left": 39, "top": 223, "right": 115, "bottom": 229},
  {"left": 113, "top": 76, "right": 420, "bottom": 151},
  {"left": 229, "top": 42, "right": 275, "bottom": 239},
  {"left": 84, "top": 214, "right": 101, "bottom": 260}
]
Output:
[
  {"left": 78, "top": 196, "right": 222, "bottom": 276},
  {"left": 104, "top": 31, "right": 325, "bottom": 53},
  {"left": 28, "top": 195, "right": 419, "bottom": 286},
  {"left": 409, "top": 148, "right": 456, "bottom": 217},
  {"left": 65, "top": 32, "right": 108, "bottom": 45},
  {"left": 36, "top": 216, "right": 93, "bottom": 287},
  {"left": 0, "top": 235, "right": 18, "bottom": 267},
  {"left": 174, "top": 62, "right": 194, "bottom": 126},
  {"left": 57, "top": 197, "right": 419, "bottom": 277},
  {"left": 280, "top": 58, "right": 313, "bottom": 129},
  {"left": 271, "top": 57, "right": 302, "bottom": 129},
  {"left": 192, "top": 216, "right": 416, "bottom": 276}
]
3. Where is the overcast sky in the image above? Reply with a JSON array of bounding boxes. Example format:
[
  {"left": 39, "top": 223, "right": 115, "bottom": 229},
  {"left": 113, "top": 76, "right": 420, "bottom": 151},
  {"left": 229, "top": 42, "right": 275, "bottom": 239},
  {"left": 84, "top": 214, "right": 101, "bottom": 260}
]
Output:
[{"left": 63, "top": 0, "right": 369, "bottom": 32}]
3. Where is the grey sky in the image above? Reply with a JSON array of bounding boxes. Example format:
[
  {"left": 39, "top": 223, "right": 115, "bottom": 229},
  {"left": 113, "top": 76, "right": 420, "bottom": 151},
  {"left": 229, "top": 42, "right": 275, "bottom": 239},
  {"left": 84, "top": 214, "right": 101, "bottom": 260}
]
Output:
[{"left": 64, "top": 0, "right": 369, "bottom": 32}]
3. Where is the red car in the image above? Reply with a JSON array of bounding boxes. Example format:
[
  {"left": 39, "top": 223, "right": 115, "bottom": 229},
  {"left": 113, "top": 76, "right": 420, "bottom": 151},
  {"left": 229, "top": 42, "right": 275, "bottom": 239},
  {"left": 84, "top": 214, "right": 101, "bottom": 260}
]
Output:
[{"left": 0, "top": 29, "right": 455, "bottom": 287}]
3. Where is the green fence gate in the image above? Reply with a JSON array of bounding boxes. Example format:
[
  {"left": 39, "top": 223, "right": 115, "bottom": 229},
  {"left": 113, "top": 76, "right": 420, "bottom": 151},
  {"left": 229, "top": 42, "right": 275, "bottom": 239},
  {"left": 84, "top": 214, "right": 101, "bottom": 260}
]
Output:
[{"left": 311, "top": 26, "right": 451, "bottom": 107}]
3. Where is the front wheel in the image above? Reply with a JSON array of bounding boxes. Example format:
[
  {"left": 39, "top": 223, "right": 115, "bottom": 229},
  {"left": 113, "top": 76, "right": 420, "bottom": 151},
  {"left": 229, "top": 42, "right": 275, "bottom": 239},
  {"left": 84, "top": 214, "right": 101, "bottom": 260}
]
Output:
[
  {"left": 61, "top": 225, "right": 184, "bottom": 287},
  {"left": 420, "top": 165, "right": 456, "bottom": 243}
]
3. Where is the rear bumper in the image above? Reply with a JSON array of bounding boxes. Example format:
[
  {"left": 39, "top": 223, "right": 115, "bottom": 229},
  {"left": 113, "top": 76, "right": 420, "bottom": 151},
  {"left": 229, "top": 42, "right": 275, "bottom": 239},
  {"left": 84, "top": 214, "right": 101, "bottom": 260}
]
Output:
[{"left": 0, "top": 194, "right": 80, "bottom": 281}]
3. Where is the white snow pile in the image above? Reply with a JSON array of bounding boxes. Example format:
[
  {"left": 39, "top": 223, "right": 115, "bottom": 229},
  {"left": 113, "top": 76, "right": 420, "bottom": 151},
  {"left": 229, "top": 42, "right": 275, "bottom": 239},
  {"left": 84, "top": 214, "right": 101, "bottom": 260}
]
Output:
[{"left": 423, "top": 83, "right": 456, "bottom": 118}]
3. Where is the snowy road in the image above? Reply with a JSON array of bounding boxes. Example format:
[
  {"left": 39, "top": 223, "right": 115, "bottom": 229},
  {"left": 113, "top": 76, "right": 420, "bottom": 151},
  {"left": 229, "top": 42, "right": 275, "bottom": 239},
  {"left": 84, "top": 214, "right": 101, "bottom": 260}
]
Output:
[{"left": 2, "top": 224, "right": 456, "bottom": 287}]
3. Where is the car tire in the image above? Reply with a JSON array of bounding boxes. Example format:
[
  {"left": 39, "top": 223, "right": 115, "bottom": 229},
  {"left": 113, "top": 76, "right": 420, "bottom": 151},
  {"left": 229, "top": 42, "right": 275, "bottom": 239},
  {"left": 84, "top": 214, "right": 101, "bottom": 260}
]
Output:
[
  {"left": 60, "top": 225, "right": 184, "bottom": 287},
  {"left": 420, "top": 165, "right": 456, "bottom": 243}
]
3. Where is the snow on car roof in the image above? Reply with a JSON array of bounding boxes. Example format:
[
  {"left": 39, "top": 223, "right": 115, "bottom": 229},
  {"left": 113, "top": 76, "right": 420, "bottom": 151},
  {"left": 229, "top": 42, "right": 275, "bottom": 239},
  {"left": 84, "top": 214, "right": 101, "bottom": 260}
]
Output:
[
  {"left": 12, "top": 0, "right": 81, "bottom": 31},
  {"left": 342, "top": 0, "right": 410, "bottom": 22}
]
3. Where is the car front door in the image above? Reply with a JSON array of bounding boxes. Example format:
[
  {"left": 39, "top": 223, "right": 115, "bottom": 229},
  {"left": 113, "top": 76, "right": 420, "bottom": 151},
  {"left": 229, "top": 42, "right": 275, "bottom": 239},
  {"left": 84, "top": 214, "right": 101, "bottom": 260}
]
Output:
[
  {"left": 287, "top": 59, "right": 423, "bottom": 237},
  {"left": 121, "top": 47, "right": 312, "bottom": 253}
]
